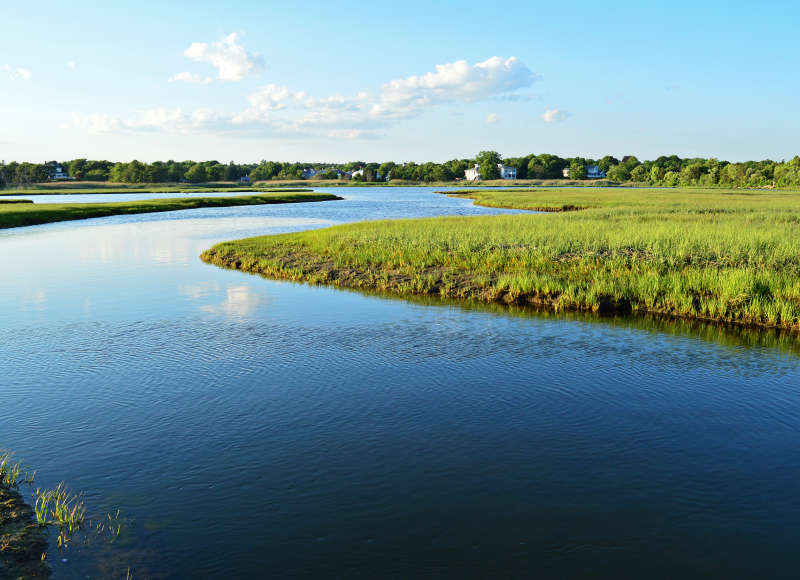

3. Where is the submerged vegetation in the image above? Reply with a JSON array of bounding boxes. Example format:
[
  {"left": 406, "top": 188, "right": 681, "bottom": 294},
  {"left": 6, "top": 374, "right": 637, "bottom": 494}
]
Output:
[
  {"left": 1, "top": 451, "right": 129, "bottom": 579},
  {"left": 0, "top": 191, "right": 341, "bottom": 229},
  {"left": 202, "top": 187, "right": 800, "bottom": 331}
]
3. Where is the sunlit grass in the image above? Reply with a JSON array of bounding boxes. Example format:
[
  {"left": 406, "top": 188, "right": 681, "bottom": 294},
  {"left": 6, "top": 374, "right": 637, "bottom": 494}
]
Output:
[
  {"left": 0, "top": 191, "right": 341, "bottom": 229},
  {"left": 202, "top": 187, "right": 800, "bottom": 330}
]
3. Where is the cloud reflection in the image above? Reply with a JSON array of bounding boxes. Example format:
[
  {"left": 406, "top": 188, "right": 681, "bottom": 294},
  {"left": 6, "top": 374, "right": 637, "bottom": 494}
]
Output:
[{"left": 200, "top": 284, "right": 264, "bottom": 319}]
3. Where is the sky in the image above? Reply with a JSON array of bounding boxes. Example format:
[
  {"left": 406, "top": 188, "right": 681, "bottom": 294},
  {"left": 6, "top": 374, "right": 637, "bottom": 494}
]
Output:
[{"left": 1, "top": 0, "right": 797, "bottom": 163}]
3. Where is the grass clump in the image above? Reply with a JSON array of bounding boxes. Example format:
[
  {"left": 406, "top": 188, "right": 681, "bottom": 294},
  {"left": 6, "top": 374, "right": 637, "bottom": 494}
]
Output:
[
  {"left": 0, "top": 191, "right": 341, "bottom": 229},
  {"left": 202, "top": 187, "right": 800, "bottom": 331}
]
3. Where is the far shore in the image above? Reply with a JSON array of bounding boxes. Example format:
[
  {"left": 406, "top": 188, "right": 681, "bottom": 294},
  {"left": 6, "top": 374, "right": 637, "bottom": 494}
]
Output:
[{"left": 0, "top": 191, "right": 341, "bottom": 229}]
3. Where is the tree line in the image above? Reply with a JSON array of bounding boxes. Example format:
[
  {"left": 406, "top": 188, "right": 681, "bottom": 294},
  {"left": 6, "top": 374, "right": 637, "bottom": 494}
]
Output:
[{"left": 2, "top": 153, "right": 800, "bottom": 188}]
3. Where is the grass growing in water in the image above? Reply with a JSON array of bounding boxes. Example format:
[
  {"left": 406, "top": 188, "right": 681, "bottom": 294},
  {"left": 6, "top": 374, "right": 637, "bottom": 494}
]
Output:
[
  {"left": 202, "top": 187, "right": 800, "bottom": 331},
  {"left": 0, "top": 191, "right": 341, "bottom": 229}
]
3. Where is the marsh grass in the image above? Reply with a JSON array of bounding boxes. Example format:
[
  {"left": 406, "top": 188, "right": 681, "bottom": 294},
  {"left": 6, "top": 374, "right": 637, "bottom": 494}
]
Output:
[
  {"left": 34, "top": 483, "right": 86, "bottom": 548},
  {"left": 0, "top": 452, "right": 35, "bottom": 488},
  {"left": 0, "top": 191, "right": 341, "bottom": 229},
  {"left": 202, "top": 187, "right": 800, "bottom": 331}
]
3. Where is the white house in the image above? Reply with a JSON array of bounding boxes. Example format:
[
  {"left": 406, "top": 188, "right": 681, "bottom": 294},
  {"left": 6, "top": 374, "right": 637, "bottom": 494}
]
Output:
[
  {"left": 499, "top": 164, "right": 517, "bottom": 180},
  {"left": 465, "top": 163, "right": 517, "bottom": 181},
  {"left": 47, "top": 162, "right": 71, "bottom": 180},
  {"left": 563, "top": 164, "right": 606, "bottom": 179},
  {"left": 587, "top": 165, "right": 606, "bottom": 179},
  {"left": 352, "top": 168, "right": 364, "bottom": 179}
]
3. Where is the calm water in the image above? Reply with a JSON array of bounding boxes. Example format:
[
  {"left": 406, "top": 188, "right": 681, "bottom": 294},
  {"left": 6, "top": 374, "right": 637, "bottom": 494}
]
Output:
[{"left": 2, "top": 187, "right": 800, "bottom": 579}]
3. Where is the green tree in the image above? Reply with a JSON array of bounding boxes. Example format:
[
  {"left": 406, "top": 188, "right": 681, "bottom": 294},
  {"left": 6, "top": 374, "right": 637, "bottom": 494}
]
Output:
[
  {"left": 597, "top": 155, "right": 619, "bottom": 173},
  {"left": 606, "top": 164, "right": 631, "bottom": 182},
  {"left": 185, "top": 164, "right": 208, "bottom": 183},
  {"left": 476, "top": 151, "right": 502, "bottom": 180},
  {"left": 568, "top": 158, "right": 588, "bottom": 180}
]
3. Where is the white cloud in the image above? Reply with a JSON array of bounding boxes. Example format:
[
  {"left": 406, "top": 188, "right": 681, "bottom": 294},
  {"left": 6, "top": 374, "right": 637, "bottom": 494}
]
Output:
[
  {"left": 182, "top": 32, "right": 263, "bottom": 81},
  {"left": 542, "top": 108, "right": 569, "bottom": 123},
  {"left": 3, "top": 64, "right": 32, "bottom": 81},
  {"left": 238, "top": 56, "right": 536, "bottom": 130},
  {"left": 169, "top": 71, "right": 213, "bottom": 84},
  {"left": 486, "top": 113, "right": 499, "bottom": 124},
  {"left": 70, "top": 107, "right": 225, "bottom": 134},
  {"left": 66, "top": 61, "right": 76, "bottom": 71},
  {"left": 74, "top": 56, "right": 537, "bottom": 139}
]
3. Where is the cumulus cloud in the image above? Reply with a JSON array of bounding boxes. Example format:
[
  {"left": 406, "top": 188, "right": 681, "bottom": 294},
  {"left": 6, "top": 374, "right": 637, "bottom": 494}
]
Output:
[
  {"left": 169, "top": 71, "right": 213, "bottom": 84},
  {"left": 74, "top": 56, "right": 537, "bottom": 139},
  {"left": 236, "top": 56, "right": 536, "bottom": 129},
  {"left": 542, "top": 108, "right": 569, "bottom": 123},
  {"left": 182, "top": 32, "right": 263, "bottom": 81},
  {"left": 486, "top": 113, "right": 499, "bottom": 124},
  {"left": 3, "top": 64, "right": 32, "bottom": 81}
]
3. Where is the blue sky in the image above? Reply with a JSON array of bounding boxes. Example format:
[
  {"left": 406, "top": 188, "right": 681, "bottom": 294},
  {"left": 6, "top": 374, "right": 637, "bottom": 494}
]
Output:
[{"left": 1, "top": 0, "right": 797, "bottom": 163}]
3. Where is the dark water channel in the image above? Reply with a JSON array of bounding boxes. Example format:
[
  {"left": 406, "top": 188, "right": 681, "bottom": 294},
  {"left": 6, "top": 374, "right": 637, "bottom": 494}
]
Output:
[{"left": 1, "top": 187, "right": 799, "bottom": 579}]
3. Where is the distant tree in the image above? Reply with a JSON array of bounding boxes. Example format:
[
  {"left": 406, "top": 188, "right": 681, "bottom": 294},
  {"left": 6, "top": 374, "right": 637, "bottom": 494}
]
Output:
[
  {"left": 433, "top": 164, "right": 454, "bottom": 182},
  {"left": 528, "top": 154, "right": 566, "bottom": 179},
  {"left": 630, "top": 165, "right": 649, "bottom": 182},
  {"left": 378, "top": 162, "right": 395, "bottom": 181},
  {"left": 569, "top": 158, "right": 588, "bottom": 180},
  {"left": 206, "top": 163, "right": 226, "bottom": 181},
  {"left": 224, "top": 162, "right": 241, "bottom": 181},
  {"left": 476, "top": 151, "right": 502, "bottom": 180},
  {"left": 185, "top": 164, "right": 208, "bottom": 183},
  {"left": 606, "top": 164, "right": 631, "bottom": 182},
  {"left": 597, "top": 155, "right": 620, "bottom": 173}
]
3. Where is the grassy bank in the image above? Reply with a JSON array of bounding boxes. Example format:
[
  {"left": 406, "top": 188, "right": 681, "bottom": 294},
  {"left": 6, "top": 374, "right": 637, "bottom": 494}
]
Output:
[
  {"left": 202, "top": 187, "right": 800, "bottom": 331},
  {"left": 0, "top": 183, "right": 313, "bottom": 196},
  {"left": 0, "top": 192, "right": 341, "bottom": 229}
]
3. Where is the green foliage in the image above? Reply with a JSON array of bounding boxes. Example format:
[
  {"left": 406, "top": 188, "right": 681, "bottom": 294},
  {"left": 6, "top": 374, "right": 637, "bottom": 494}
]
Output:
[
  {"left": 569, "top": 158, "right": 588, "bottom": 180},
  {"left": 185, "top": 163, "right": 208, "bottom": 183},
  {"left": 475, "top": 151, "right": 502, "bottom": 180},
  {"left": 4, "top": 153, "right": 800, "bottom": 187}
]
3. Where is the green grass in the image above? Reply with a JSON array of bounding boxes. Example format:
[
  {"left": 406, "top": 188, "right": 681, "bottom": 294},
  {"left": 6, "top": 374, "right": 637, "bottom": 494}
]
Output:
[
  {"left": 0, "top": 184, "right": 313, "bottom": 196},
  {"left": 202, "top": 187, "right": 800, "bottom": 331},
  {"left": 0, "top": 191, "right": 342, "bottom": 229}
]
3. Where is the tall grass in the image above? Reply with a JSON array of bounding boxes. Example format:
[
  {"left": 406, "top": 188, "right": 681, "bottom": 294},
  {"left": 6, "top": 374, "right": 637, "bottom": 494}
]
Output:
[{"left": 202, "top": 187, "right": 800, "bottom": 330}]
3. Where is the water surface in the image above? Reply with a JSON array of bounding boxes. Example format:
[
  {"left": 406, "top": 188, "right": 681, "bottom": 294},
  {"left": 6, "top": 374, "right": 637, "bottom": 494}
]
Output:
[{"left": 1, "top": 187, "right": 799, "bottom": 579}]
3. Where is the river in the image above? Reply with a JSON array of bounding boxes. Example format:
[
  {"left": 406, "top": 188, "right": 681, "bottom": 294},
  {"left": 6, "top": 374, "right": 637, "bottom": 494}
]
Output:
[{"left": 2, "top": 187, "right": 799, "bottom": 579}]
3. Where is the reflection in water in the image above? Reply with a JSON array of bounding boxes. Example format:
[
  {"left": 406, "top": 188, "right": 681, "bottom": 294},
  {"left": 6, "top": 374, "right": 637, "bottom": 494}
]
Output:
[
  {"left": 1, "top": 188, "right": 800, "bottom": 579},
  {"left": 200, "top": 284, "right": 265, "bottom": 319}
]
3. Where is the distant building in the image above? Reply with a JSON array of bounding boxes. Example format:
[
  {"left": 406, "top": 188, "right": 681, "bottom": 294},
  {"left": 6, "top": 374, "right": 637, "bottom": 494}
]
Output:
[
  {"left": 465, "top": 164, "right": 481, "bottom": 181},
  {"left": 499, "top": 164, "right": 517, "bottom": 180},
  {"left": 352, "top": 168, "right": 364, "bottom": 179},
  {"left": 465, "top": 163, "right": 517, "bottom": 181},
  {"left": 563, "top": 164, "right": 606, "bottom": 179},
  {"left": 239, "top": 175, "right": 251, "bottom": 184},
  {"left": 302, "top": 168, "right": 318, "bottom": 179},
  {"left": 46, "top": 162, "right": 71, "bottom": 180},
  {"left": 586, "top": 165, "right": 606, "bottom": 179}
]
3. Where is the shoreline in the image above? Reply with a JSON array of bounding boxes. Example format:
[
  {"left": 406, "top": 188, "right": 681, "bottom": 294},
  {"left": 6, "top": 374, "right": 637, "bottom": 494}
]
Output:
[
  {"left": 201, "top": 244, "right": 798, "bottom": 333},
  {"left": 0, "top": 192, "right": 342, "bottom": 229},
  {"left": 200, "top": 187, "right": 800, "bottom": 334}
]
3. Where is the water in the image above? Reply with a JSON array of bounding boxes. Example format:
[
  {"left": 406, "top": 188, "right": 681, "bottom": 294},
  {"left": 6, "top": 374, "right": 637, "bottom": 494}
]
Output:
[{"left": 1, "top": 187, "right": 799, "bottom": 579}]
